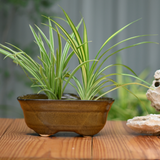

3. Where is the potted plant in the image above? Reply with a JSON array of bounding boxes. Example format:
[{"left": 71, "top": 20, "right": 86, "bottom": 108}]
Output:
[{"left": 0, "top": 8, "right": 157, "bottom": 136}]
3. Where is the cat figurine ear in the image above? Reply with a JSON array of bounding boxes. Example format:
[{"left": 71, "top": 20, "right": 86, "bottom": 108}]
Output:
[
  {"left": 146, "top": 70, "right": 160, "bottom": 111},
  {"left": 154, "top": 70, "right": 160, "bottom": 80}
]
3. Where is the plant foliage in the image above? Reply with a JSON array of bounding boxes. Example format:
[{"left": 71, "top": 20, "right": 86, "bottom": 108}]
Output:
[
  {"left": 108, "top": 55, "right": 159, "bottom": 120},
  {"left": 0, "top": 18, "right": 90, "bottom": 99},
  {"left": 47, "top": 7, "right": 158, "bottom": 100},
  {"left": 0, "top": 7, "right": 158, "bottom": 101}
]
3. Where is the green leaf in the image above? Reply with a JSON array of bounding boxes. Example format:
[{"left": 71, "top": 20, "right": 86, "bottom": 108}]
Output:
[
  {"left": 30, "top": 25, "right": 51, "bottom": 65},
  {"left": 96, "top": 18, "right": 142, "bottom": 59},
  {"left": 95, "top": 82, "right": 151, "bottom": 100},
  {"left": 63, "top": 59, "right": 97, "bottom": 93}
]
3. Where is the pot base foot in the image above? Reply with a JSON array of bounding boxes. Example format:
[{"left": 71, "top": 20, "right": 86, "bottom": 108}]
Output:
[{"left": 39, "top": 134, "right": 51, "bottom": 137}]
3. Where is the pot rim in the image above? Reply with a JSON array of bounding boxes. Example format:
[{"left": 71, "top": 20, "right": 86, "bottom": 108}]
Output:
[{"left": 17, "top": 93, "right": 114, "bottom": 102}]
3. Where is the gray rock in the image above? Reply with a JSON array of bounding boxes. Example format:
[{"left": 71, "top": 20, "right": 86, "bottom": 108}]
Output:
[
  {"left": 126, "top": 114, "right": 160, "bottom": 135},
  {"left": 146, "top": 70, "right": 160, "bottom": 111}
]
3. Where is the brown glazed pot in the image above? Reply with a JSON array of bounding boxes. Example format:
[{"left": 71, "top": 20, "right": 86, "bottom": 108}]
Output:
[{"left": 17, "top": 94, "right": 114, "bottom": 136}]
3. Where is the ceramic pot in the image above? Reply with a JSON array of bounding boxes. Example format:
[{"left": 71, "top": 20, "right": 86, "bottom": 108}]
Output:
[{"left": 17, "top": 94, "right": 114, "bottom": 136}]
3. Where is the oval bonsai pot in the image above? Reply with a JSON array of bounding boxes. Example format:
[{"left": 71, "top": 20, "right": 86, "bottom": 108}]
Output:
[{"left": 17, "top": 94, "right": 114, "bottom": 136}]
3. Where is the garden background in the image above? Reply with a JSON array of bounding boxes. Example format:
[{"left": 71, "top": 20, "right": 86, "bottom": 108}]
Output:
[{"left": 0, "top": 0, "right": 160, "bottom": 119}]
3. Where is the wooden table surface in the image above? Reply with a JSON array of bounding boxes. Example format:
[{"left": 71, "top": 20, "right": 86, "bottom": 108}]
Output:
[{"left": 1, "top": 119, "right": 160, "bottom": 160}]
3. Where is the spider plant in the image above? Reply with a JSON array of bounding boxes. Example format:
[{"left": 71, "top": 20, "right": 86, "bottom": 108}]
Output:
[
  {"left": 48, "top": 7, "right": 158, "bottom": 100},
  {"left": 107, "top": 55, "right": 159, "bottom": 120},
  {"left": 0, "top": 18, "right": 93, "bottom": 99}
]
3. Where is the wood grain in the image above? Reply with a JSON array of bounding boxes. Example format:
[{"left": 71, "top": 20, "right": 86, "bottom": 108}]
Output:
[
  {"left": 0, "top": 118, "right": 14, "bottom": 138},
  {"left": 1, "top": 119, "right": 160, "bottom": 160},
  {"left": 93, "top": 121, "right": 160, "bottom": 159},
  {"left": 0, "top": 119, "right": 92, "bottom": 160}
]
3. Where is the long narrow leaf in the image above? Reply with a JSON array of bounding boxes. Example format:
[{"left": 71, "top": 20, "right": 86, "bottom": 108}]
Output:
[
  {"left": 96, "top": 19, "right": 142, "bottom": 59},
  {"left": 94, "top": 41, "right": 158, "bottom": 77},
  {"left": 63, "top": 59, "right": 97, "bottom": 93},
  {"left": 95, "top": 82, "right": 151, "bottom": 100},
  {"left": 30, "top": 25, "right": 51, "bottom": 65}
]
